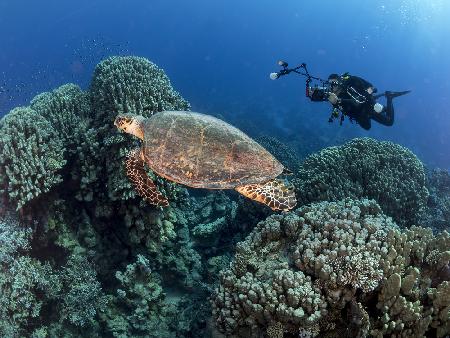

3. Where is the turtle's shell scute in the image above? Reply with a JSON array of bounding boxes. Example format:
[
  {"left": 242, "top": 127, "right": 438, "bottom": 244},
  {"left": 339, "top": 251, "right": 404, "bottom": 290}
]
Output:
[{"left": 142, "top": 111, "right": 283, "bottom": 189}]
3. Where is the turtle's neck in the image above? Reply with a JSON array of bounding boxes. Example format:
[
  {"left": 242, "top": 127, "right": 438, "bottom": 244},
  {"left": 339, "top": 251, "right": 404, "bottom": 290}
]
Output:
[{"left": 129, "top": 115, "right": 145, "bottom": 140}]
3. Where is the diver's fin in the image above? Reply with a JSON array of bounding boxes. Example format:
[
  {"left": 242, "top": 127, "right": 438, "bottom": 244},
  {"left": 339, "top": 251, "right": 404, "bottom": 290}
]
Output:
[{"left": 385, "top": 90, "right": 411, "bottom": 99}]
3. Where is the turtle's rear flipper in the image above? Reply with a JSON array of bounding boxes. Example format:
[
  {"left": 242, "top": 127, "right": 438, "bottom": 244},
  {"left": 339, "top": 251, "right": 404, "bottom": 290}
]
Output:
[
  {"left": 125, "top": 148, "right": 169, "bottom": 207},
  {"left": 236, "top": 179, "right": 297, "bottom": 211}
]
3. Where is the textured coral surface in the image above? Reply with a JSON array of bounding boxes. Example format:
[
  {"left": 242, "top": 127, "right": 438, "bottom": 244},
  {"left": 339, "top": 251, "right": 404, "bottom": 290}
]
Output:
[
  {"left": 293, "top": 137, "right": 429, "bottom": 226},
  {"left": 212, "top": 198, "right": 450, "bottom": 337}
]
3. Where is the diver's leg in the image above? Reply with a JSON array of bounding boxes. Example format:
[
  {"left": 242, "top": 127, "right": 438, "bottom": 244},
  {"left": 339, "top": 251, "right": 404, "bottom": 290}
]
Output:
[
  {"left": 374, "top": 90, "right": 411, "bottom": 99},
  {"left": 357, "top": 116, "right": 372, "bottom": 130},
  {"left": 370, "top": 93, "right": 395, "bottom": 126},
  {"left": 370, "top": 90, "right": 409, "bottom": 127}
]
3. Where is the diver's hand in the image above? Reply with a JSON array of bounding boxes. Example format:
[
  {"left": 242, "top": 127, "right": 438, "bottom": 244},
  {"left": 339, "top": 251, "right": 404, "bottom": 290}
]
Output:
[{"left": 328, "top": 93, "right": 339, "bottom": 105}]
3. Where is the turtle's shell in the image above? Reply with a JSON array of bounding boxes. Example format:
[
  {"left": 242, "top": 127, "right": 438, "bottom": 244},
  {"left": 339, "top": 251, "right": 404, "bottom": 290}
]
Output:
[{"left": 141, "top": 111, "right": 283, "bottom": 189}]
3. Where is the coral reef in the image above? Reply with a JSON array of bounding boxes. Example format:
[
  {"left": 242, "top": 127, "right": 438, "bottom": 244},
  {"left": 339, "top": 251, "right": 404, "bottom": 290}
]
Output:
[
  {"left": 212, "top": 198, "right": 450, "bottom": 337},
  {"left": 293, "top": 137, "right": 429, "bottom": 226},
  {"left": 0, "top": 211, "right": 58, "bottom": 336},
  {"left": 422, "top": 168, "right": 450, "bottom": 232},
  {"left": 1, "top": 55, "right": 447, "bottom": 338},
  {"left": 59, "top": 254, "right": 107, "bottom": 327},
  {"left": 30, "top": 83, "right": 101, "bottom": 202},
  {"left": 0, "top": 56, "right": 212, "bottom": 337},
  {"left": 123, "top": 191, "right": 239, "bottom": 290},
  {"left": 0, "top": 107, "right": 66, "bottom": 210},
  {"left": 100, "top": 254, "right": 211, "bottom": 338},
  {"left": 30, "top": 83, "right": 90, "bottom": 139},
  {"left": 89, "top": 55, "right": 189, "bottom": 124},
  {"left": 256, "top": 135, "right": 302, "bottom": 173},
  {"left": 0, "top": 84, "right": 101, "bottom": 209},
  {"left": 0, "top": 206, "right": 109, "bottom": 336},
  {"left": 100, "top": 255, "right": 171, "bottom": 337}
]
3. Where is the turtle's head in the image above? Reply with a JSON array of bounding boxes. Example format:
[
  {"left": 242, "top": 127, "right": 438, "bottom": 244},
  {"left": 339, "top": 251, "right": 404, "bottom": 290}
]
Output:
[{"left": 114, "top": 113, "right": 145, "bottom": 140}]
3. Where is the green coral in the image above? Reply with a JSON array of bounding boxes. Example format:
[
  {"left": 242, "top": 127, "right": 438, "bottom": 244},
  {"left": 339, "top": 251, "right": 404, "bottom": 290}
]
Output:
[
  {"left": 0, "top": 206, "right": 109, "bottom": 336},
  {"left": 190, "top": 192, "right": 238, "bottom": 247},
  {"left": 89, "top": 56, "right": 190, "bottom": 165},
  {"left": 89, "top": 55, "right": 189, "bottom": 123},
  {"left": 100, "top": 254, "right": 211, "bottom": 338},
  {"left": 0, "top": 106, "right": 66, "bottom": 210},
  {"left": 119, "top": 192, "right": 237, "bottom": 290},
  {"left": 30, "top": 83, "right": 101, "bottom": 202},
  {"left": 0, "top": 212, "right": 61, "bottom": 336},
  {"left": 100, "top": 255, "right": 171, "bottom": 337},
  {"left": 422, "top": 168, "right": 450, "bottom": 232},
  {"left": 139, "top": 204, "right": 203, "bottom": 289},
  {"left": 293, "top": 137, "right": 429, "bottom": 226},
  {"left": 59, "top": 254, "right": 107, "bottom": 327},
  {"left": 0, "top": 84, "right": 101, "bottom": 208},
  {"left": 212, "top": 198, "right": 450, "bottom": 337},
  {"left": 30, "top": 83, "right": 90, "bottom": 141},
  {"left": 256, "top": 135, "right": 302, "bottom": 173}
]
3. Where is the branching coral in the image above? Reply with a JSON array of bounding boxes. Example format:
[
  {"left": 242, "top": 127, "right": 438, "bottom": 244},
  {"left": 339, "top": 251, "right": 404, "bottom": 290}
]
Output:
[
  {"left": 369, "top": 225, "right": 450, "bottom": 337},
  {"left": 190, "top": 192, "right": 238, "bottom": 248},
  {"left": 30, "top": 83, "right": 90, "bottom": 142},
  {"left": 293, "top": 137, "right": 429, "bottom": 226},
  {"left": 90, "top": 55, "right": 190, "bottom": 124},
  {"left": 212, "top": 198, "right": 450, "bottom": 337},
  {"left": 0, "top": 107, "right": 66, "bottom": 210},
  {"left": 100, "top": 255, "right": 171, "bottom": 337},
  {"left": 99, "top": 253, "right": 211, "bottom": 338},
  {"left": 118, "top": 192, "right": 238, "bottom": 291},
  {"left": 30, "top": 83, "right": 101, "bottom": 202},
  {"left": 0, "top": 212, "right": 61, "bottom": 336},
  {"left": 59, "top": 254, "right": 107, "bottom": 327}
]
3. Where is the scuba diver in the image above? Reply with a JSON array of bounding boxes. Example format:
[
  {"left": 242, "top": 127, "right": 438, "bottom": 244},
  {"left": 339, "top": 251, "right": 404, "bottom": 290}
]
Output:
[{"left": 270, "top": 61, "right": 410, "bottom": 130}]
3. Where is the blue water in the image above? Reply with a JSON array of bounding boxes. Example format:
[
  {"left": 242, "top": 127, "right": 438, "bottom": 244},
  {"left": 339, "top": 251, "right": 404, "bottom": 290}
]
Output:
[{"left": 1, "top": 0, "right": 449, "bottom": 168}]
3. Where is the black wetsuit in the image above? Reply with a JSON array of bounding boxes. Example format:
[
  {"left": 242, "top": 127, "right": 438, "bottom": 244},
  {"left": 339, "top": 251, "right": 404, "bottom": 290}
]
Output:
[
  {"left": 336, "top": 75, "right": 394, "bottom": 130},
  {"left": 309, "top": 74, "right": 396, "bottom": 130}
]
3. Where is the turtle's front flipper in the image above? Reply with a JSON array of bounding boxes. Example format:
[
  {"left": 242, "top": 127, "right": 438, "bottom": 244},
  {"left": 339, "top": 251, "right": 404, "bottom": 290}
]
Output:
[
  {"left": 236, "top": 179, "right": 296, "bottom": 211},
  {"left": 125, "top": 148, "right": 169, "bottom": 207}
]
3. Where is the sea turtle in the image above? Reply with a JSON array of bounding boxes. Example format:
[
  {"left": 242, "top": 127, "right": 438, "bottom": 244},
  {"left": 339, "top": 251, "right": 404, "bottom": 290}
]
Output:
[{"left": 114, "top": 111, "right": 297, "bottom": 211}]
